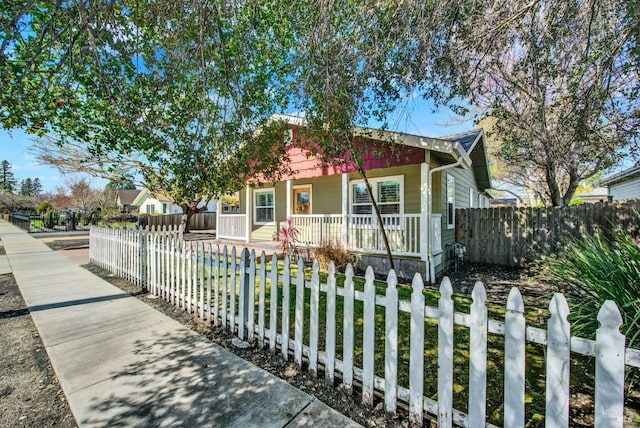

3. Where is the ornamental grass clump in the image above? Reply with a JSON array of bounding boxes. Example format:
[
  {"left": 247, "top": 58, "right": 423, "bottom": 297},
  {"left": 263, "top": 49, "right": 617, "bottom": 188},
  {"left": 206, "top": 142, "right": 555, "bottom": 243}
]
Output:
[{"left": 546, "top": 228, "right": 640, "bottom": 349}]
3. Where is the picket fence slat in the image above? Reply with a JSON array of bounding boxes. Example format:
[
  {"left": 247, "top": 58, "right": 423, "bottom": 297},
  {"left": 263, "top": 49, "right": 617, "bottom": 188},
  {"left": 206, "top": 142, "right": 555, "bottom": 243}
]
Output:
[
  {"left": 343, "top": 264, "right": 355, "bottom": 391},
  {"left": 438, "top": 278, "right": 454, "bottom": 428},
  {"left": 595, "top": 301, "right": 625, "bottom": 428},
  {"left": 325, "top": 262, "right": 337, "bottom": 384},
  {"left": 546, "top": 293, "right": 570, "bottom": 428},
  {"left": 409, "top": 273, "right": 425, "bottom": 426},
  {"left": 269, "top": 253, "right": 278, "bottom": 353},
  {"left": 468, "top": 282, "right": 487, "bottom": 427},
  {"left": 294, "top": 257, "right": 305, "bottom": 365},
  {"left": 89, "top": 226, "right": 639, "bottom": 427},
  {"left": 309, "top": 260, "right": 320, "bottom": 375},
  {"left": 362, "top": 267, "right": 376, "bottom": 406},
  {"left": 504, "top": 287, "right": 526, "bottom": 428},
  {"left": 281, "top": 255, "right": 291, "bottom": 360},
  {"left": 384, "top": 269, "right": 398, "bottom": 415}
]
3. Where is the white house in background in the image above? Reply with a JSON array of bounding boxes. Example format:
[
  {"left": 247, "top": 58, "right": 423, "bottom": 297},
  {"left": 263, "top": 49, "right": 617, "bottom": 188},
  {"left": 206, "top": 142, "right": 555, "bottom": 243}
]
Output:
[
  {"left": 576, "top": 186, "right": 609, "bottom": 203},
  {"left": 129, "top": 189, "right": 217, "bottom": 215},
  {"left": 601, "top": 163, "right": 640, "bottom": 200}
]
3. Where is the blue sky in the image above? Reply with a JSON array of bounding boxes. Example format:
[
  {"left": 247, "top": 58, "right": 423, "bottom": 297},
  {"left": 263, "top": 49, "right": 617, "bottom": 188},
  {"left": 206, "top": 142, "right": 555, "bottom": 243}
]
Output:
[
  {"left": 0, "top": 101, "right": 475, "bottom": 193},
  {"left": 0, "top": 128, "right": 108, "bottom": 193}
]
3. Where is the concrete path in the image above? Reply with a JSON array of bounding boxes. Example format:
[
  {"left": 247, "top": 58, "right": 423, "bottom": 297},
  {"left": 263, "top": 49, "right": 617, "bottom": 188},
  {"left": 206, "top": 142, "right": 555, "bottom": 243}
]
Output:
[{"left": 0, "top": 221, "right": 361, "bottom": 427}]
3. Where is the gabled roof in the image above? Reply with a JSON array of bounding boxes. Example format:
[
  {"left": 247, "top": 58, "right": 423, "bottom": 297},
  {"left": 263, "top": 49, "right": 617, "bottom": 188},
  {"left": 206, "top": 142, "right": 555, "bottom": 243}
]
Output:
[
  {"left": 270, "top": 114, "right": 492, "bottom": 191},
  {"left": 271, "top": 114, "right": 472, "bottom": 167},
  {"left": 440, "top": 128, "right": 492, "bottom": 191},
  {"left": 117, "top": 189, "right": 142, "bottom": 205},
  {"left": 601, "top": 163, "right": 640, "bottom": 186}
]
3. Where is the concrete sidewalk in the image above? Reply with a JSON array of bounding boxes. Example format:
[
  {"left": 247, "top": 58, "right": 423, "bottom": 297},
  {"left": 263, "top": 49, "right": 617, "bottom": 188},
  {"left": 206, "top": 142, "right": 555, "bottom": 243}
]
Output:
[{"left": 0, "top": 221, "right": 361, "bottom": 427}]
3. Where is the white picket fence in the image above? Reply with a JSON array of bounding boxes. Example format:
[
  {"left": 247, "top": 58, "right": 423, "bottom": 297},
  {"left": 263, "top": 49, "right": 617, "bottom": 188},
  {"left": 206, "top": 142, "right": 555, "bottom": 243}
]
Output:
[{"left": 89, "top": 226, "right": 640, "bottom": 427}]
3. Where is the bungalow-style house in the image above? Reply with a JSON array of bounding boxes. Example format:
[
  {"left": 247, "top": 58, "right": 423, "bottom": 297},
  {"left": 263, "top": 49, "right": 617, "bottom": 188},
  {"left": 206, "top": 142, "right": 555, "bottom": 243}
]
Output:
[
  {"left": 116, "top": 189, "right": 142, "bottom": 213},
  {"left": 117, "top": 189, "right": 217, "bottom": 215},
  {"left": 216, "top": 115, "right": 492, "bottom": 282},
  {"left": 132, "top": 188, "right": 217, "bottom": 215},
  {"left": 601, "top": 163, "right": 640, "bottom": 200}
]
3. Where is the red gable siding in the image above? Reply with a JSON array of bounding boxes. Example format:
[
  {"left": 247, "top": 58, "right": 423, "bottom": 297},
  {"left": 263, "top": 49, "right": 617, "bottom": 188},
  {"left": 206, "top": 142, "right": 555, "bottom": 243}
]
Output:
[{"left": 280, "top": 128, "right": 425, "bottom": 180}]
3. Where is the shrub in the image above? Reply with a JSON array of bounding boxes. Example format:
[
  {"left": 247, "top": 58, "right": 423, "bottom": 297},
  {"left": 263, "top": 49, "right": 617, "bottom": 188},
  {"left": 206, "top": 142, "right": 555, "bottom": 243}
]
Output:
[
  {"left": 313, "top": 240, "right": 354, "bottom": 273},
  {"left": 37, "top": 202, "right": 52, "bottom": 213},
  {"left": 42, "top": 209, "right": 59, "bottom": 229},
  {"left": 278, "top": 217, "right": 299, "bottom": 257},
  {"left": 546, "top": 228, "right": 640, "bottom": 349}
]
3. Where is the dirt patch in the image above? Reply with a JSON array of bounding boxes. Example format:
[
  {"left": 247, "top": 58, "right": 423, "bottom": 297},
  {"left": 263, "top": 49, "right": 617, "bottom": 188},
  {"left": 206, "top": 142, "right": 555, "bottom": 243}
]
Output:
[
  {"left": 41, "top": 239, "right": 89, "bottom": 252},
  {"left": 443, "top": 262, "right": 556, "bottom": 306},
  {"left": 0, "top": 273, "right": 76, "bottom": 427}
]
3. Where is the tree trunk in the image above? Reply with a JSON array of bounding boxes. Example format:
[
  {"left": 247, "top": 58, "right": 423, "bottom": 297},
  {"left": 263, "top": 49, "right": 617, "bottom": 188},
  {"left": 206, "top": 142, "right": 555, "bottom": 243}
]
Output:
[
  {"left": 180, "top": 203, "right": 206, "bottom": 233},
  {"left": 545, "top": 162, "right": 565, "bottom": 207},
  {"left": 359, "top": 168, "right": 395, "bottom": 271}
]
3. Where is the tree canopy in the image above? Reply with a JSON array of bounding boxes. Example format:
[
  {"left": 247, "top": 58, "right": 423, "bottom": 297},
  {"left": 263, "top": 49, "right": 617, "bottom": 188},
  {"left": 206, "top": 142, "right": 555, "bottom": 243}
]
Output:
[
  {"left": 432, "top": 0, "right": 640, "bottom": 205},
  {"left": 2, "top": 0, "right": 639, "bottom": 210}
]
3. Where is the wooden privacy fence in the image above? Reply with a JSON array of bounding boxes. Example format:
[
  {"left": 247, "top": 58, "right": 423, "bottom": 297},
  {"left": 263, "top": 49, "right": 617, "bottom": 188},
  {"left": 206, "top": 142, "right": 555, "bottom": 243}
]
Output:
[
  {"left": 145, "top": 212, "right": 216, "bottom": 230},
  {"left": 456, "top": 200, "right": 640, "bottom": 266},
  {"left": 89, "top": 226, "right": 640, "bottom": 427}
]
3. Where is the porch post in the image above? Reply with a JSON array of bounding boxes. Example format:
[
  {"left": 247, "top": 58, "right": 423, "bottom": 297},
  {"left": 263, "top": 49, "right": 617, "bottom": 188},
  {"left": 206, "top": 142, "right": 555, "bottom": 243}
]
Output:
[
  {"left": 420, "top": 162, "right": 429, "bottom": 264},
  {"left": 245, "top": 185, "right": 251, "bottom": 243},
  {"left": 286, "top": 179, "right": 292, "bottom": 217},
  {"left": 342, "top": 173, "right": 349, "bottom": 247}
]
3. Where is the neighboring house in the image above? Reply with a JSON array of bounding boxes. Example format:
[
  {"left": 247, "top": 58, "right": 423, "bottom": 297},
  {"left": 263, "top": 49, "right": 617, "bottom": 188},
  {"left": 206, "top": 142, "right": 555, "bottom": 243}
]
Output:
[
  {"left": 490, "top": 198, "right": 518, "bottom": 207},
  {"left": 216, "top": 115, "right": 492, "bottom": 282},
  {"left": 601, "top": 163, "right": 640, "bottom": 200},
  {"left": 116, "top": 189, "right": 142, "bottom": 213},
  {"left": 132, "top": 188, "right": 217, "bottom": 215},
  {"left": 575, "top": 187, "right": 609, "bottom": 204}
]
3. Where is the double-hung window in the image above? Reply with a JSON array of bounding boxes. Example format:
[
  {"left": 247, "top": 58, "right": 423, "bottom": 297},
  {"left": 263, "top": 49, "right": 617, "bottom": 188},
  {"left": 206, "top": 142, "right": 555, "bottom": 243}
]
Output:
[
  {"left": 254, "top": 189, "right": 275, "bottom": 224},
  {"left": 446, "top": 174, "right": 455, "bottom": 229},
  {"left": 351, "top": 176, "right": 403, "bottom": 225}
]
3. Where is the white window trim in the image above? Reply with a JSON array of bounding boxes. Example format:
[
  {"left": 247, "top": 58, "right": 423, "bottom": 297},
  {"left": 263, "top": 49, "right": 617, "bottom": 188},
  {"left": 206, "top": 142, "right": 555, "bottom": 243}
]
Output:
[
  {"left": 446, "top": 174, "right": 455, "bottom": 229},
  {"left": 349, "top": 175, "right": 404, "bottom": 224},
  {"left": 469, "top": 188, "right": 474, "bottom": 208},
  {"left": 254, "top": 188, "right": 275, "bottom": 225},
  {"left": 292, "top": 184, "right": 312, "bottom": 215}
]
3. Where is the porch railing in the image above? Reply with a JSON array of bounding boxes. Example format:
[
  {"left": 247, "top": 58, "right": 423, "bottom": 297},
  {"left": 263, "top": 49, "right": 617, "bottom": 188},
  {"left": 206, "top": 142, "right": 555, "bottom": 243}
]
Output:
[
  {"left": 292, "top": 214, "right": 343, "bottom": 246},
  {"left": 348, "top": 214, "right": 421, "bottom": 256},
  {"left": 217, "top": 214, "right": 247, "bottom": 240},
  {"left": 217, "top": 212, "right": 423, "bottom": 257}
]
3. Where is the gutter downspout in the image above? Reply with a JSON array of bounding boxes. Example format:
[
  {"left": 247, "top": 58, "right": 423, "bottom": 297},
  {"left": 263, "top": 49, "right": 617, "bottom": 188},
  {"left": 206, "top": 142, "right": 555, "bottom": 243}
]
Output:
[{"left": 427, "top": 155, "right": 466, "bottom": 284}]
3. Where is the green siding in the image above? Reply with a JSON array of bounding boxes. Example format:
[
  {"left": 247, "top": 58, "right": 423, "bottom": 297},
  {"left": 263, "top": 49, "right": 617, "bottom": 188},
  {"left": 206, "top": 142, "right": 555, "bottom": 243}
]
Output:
[
  {"left": 291, "top": 175, "right": 342, "bottom": 215},
  {"left": 348, "top": 164, "right": 422, "bottom": 214},
  {"left": 434, "top": 165, "right": 482, "bottom": 272}
]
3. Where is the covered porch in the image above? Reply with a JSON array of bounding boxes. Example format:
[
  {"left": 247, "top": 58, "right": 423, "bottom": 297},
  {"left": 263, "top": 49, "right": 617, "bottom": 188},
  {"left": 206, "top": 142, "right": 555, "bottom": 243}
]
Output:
[{"left": 216, "top": 168, "right": 444, "bottom": 272}]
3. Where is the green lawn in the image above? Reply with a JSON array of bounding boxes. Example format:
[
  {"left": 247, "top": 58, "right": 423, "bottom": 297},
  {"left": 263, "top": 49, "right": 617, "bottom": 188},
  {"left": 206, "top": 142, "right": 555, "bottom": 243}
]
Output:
[{"left": 170, "top": 253, "right": 575, "bottom": 427}]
